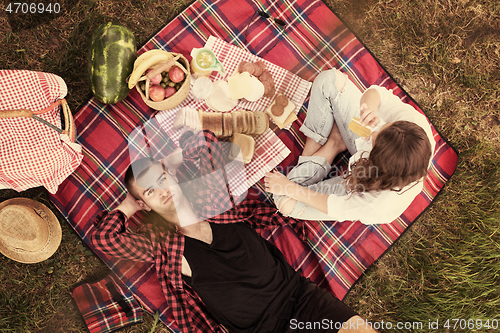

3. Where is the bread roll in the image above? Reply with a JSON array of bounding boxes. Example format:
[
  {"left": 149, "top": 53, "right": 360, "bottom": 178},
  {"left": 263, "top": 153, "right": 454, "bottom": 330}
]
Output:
[
  {"left": 173, "top": 107, "right": 202, "bottom": 132},
  {"left": 201, "top": 112, "right": 224, "bottom": 137},
  {"left": 172, "top": 107, "right": 187, "bottom": 129},
  {"left": 221, "top": 113, "right": 233, "bottom": 138},
  {"left": 253, "top": 112, "right": 269, "bottom": 135},
  {"left": 244, "top": 111, "right": 254, "bottom": 135},
  {"left": 232, "top": 110, "right": 244, "bottom": 134},
  {"left": 196, "top": 109, "right": 269, "bottom": 138}
]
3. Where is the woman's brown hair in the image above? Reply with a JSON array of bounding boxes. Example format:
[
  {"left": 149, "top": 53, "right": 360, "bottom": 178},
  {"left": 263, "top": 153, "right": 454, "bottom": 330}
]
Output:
[{"left": 344, "top": 120, "right": 432, "bottom": 194}]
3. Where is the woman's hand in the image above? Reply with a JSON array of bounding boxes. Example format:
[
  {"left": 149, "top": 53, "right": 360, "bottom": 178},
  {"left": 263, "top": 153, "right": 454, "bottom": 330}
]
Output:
[
  {"left": 265, "top": 171, "right": 330, "bottom": 215},
  {"left": 264, "top": 171, "right": 296, "bottom": 196},
  {"left": 359, "top": 103, "right": 381, "bottom": 128}
]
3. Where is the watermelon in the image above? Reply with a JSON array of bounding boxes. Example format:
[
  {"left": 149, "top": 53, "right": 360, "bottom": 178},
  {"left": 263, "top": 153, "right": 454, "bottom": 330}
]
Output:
[{"left": 88, "top": 22, "right": 137, "bottom": 104}]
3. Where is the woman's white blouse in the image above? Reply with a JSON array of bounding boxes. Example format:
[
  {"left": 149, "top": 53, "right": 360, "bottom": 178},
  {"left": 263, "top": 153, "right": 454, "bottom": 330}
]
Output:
[{"left": 327, "top": 86, "right": 436, "bottom": 225}]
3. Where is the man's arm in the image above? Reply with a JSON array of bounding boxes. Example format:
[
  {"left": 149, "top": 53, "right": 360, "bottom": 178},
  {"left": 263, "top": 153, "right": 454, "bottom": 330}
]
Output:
[
  {"left": 91, "top": 194, "right": 156, "bottom": 262},
  {"left": 115, "top": 191, "right": 143, "bottom": 218},
  {"left": 177, "top": 130, "right": 243, "bottom": 219},
  {"left": 161, "top": 147, "right": 184, "bottom": 175},
  {"left": 178, "top": 130, "right": 227, "bottom": 175}
]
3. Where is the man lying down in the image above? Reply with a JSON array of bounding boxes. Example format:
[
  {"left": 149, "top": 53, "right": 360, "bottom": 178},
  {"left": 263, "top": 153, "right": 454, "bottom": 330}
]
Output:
[{"left": 91, "top": 129, "right": 377, "bottom": 333}]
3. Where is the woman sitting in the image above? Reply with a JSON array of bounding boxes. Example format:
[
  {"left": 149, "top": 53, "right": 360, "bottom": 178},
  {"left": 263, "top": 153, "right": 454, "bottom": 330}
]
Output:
[{"left": 265, "top": 69, "right": 435, "bottom": 225}]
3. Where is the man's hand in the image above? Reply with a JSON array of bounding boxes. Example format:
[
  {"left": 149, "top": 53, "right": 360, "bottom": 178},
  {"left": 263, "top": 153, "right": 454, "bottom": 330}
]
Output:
[
  {"left": 115, "top": 192, "right": 143, "bottom": 218},
  {"left": 162, "top": 147, "right": 183, "bottom": 173}
]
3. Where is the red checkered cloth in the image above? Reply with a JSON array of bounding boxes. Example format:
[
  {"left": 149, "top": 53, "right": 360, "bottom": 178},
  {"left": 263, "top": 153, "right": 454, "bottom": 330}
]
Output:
[
  {"left": 48, "top": 0, "right": 459, "bottom": 331},
  {"left": 72, "top": 272, "right": 143, "bottom": 333},
  {"left": 155, "top": 35, "right": 312, "bottom": 192},
  {"left": 156, "top": 109, "right": 291, "bottom": 195},
  {"left": 0, "top": 70, "right": 83, "bottom": 193},
  {"left": 204, "top": 35, "right": 311, "bottom": 120}
]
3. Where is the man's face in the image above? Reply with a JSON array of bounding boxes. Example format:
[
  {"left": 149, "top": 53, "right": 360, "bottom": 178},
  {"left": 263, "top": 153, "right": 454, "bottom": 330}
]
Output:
[{"left": 133, "top": 162, "right": 184, "bottom": 215}]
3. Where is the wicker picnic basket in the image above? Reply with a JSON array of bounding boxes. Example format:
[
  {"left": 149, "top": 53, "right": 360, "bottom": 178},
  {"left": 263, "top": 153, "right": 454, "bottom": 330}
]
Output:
[{"left": 135, "top": 53, "right": 191, "bottom": 111}]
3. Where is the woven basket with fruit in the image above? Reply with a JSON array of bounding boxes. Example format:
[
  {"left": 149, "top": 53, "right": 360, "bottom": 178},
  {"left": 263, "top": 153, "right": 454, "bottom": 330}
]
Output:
[{"left": 128, "top": 50, "right": 190, "bottom": 110}]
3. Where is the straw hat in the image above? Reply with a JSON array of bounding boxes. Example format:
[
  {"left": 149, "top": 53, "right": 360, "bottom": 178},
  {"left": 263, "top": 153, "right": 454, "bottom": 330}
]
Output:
[{"left": 0, "top": 198, "right": 62, "bottom": 263}]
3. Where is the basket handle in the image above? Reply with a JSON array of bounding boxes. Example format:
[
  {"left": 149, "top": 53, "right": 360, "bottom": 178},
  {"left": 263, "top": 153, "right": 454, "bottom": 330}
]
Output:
[
  {"left": 175, "top": 60, "right": 189, "bottom": 75},
  {"left": 59, "top": 99, "right": 75, "bottom": 140},
  {"left": 0, "top": 109, "right": 34, "bottom": 118},
  {"left": 0, "top": 99, "right": 65, "bottom": 118},
  {"left": 0, "top": 99, "right": 75, "bottom": 141}
]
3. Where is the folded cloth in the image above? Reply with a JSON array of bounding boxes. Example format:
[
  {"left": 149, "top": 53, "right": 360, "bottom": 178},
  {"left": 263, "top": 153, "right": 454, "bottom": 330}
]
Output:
[
  {"left": 72, "top": 273, "right": 143, "bottom": 333},
  {"left": 0, "top": 70, "right": 83, "bottom": 193}
]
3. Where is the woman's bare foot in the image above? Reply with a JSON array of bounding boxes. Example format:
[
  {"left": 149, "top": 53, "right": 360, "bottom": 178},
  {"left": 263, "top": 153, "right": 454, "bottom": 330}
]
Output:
[{"left": 312, "top": 122, "right": 347, "bottom": 165}]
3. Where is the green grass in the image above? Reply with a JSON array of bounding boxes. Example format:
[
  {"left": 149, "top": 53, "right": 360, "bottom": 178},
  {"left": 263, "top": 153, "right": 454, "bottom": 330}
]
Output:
[
  {"left": 1, "top": 0, "right": 500, "bottom": 332},
  {"left": 326, "top": 0, "right": 500, "bottom": 331}
]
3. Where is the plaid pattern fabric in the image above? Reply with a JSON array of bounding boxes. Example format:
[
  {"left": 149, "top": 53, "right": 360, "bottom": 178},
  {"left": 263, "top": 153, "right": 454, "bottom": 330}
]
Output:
[
  {"left": 203, "top": 35, "right": 312, "bottom": 120},
  {"left": 72, "top": 273, "right": 143, "bottom": 333},
  {"left": 156, "top": 108, "right": 292, "bottom": 196},
  {"left": 155, "top": 35, "right": 313, "bottom": 192},
  {"left": 49, "top": 0, "right": 458, "bottom": 331},
  {"left": 91, "top": 130, "right": 306, "bottom": 332},
  {"left": 0, "top": 70, "right": 83, "bottom": 193}
]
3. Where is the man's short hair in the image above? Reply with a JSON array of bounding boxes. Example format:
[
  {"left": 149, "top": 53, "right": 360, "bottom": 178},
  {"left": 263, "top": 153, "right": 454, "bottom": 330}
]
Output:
[{"left": 124, "top": 158, "right": 156, "bottom": 199}]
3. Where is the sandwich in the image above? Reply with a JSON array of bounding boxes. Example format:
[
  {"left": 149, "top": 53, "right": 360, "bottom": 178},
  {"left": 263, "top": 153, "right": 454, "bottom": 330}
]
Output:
[
  {"left": 265, "top": 94, "right": 297, "bottom": 129},
  {"left": 348, "top": 117, "right": 372, "bottom": 137}
]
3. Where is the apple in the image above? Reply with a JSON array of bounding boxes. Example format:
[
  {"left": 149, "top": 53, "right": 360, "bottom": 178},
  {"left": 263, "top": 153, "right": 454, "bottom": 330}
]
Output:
[
  {"left": 169, "top": 66, "right": 185, "bottom": 83},
  {"left": 149, "top": 85, "right": 165, "bottom": 102},
  {"left": 164, "top": 86, "right": 176, "bottom": 98},
  {"left": 151, "top": 73, "right": 162, "bottom": 85},
  {"left": 146, "top": 69, "right": 162, "bottom": 85}
]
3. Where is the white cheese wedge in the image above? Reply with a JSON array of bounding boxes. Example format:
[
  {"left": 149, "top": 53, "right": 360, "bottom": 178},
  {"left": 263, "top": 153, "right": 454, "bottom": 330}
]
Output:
[
  {"left": 245, "top": 76, "right": 265, "bottom": 102},
  {"left": 228, "top": 72, "right": 253, "bottom": 100},
  {"left": 206, "top": 80, "right": 238, "bottom": 112}
]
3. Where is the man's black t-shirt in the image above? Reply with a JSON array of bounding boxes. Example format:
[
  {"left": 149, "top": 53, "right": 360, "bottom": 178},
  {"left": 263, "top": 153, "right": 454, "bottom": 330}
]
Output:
[{"left": 183, "top": 222, "right": 301, "bottom": 333}]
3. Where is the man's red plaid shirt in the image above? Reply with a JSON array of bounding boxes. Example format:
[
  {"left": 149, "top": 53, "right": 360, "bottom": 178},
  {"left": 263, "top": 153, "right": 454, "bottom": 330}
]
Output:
[{"left": 91, "top": 130, "right": 305, "bottom": 333}]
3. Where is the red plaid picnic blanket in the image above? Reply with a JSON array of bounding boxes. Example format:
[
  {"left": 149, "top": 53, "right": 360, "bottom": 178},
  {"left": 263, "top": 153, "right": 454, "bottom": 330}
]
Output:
[
  {"left": 0, "top": 70, "right": 83, "bottom": 193},
  {"left": 48, "top": 0, "right": 458, "bottom": 331}
]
